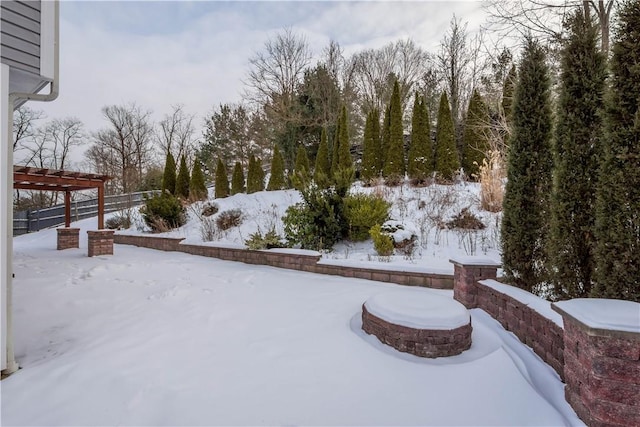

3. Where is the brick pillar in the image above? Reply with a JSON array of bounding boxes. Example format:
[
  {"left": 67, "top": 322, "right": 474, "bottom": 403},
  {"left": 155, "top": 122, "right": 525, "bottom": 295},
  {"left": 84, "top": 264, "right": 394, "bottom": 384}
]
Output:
[
  {"left": 449, "top": 257, "right": 501, "bottom": 309},
  {"left": 552, "top": 299, "right": 640, "bottom": 427},
  {"left": 57, "top": 228, "right": 79, "bottom": 250},
  {"left": 87, "top": 230, "right": 115, "bottom": 257}
]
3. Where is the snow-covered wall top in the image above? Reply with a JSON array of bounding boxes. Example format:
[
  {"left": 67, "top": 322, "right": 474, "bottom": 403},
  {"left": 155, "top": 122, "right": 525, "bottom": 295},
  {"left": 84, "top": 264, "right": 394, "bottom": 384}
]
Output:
[{"left": 553, "top": 298, "right": 640, "bottom": 334}]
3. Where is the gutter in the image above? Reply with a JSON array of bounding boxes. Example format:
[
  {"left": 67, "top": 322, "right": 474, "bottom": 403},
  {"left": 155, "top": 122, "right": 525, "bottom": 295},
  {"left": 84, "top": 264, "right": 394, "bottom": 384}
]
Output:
[{"left": 2, "top": 0, "right": 59, "bottom": 377}]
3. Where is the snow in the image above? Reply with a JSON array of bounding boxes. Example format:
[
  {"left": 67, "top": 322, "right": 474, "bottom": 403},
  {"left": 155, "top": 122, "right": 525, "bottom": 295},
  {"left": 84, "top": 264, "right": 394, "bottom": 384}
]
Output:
[
  {"left": 450, "top": 255, "right": 502, "bottom": 267},
  {"left": 479, "top": 279, "right": 565, "bottom": 328},
  {"left": 1, "top": 215, "right": 585, "bottom": 426},
  {"left": 364, "top": 289, "right": 470, "bottom": 329},
  {"left": 553, "top": 298, "right": 640, "bottom": 333}
]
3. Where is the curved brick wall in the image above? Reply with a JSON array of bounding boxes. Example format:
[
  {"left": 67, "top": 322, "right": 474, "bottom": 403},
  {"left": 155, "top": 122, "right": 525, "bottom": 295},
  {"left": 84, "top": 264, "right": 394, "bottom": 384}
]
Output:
[{"left": 361, "top": 304, "right": 472, "bottom": 358}]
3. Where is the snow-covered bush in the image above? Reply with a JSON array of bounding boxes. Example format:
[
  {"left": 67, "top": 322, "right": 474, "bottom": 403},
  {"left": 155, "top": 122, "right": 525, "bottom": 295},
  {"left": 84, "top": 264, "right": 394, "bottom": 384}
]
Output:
[
  {"left": 381, "top": 220, "right": 418, "bottom": 256},
  {"left": 245, "top": 229, "right": 288, "bottom": 250},
  {"left": 141, "top": 194, "right": 186, "bottom": 232},
  {"left": 216, "top": 209, "right": 243, "bottom": 230}
]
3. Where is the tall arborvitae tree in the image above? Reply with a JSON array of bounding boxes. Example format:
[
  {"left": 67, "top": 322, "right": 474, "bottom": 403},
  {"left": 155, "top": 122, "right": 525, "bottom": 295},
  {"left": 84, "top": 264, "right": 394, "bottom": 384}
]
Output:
[
  {"left": 337, "top": 105, "right": 353, "bottom": 172},
  {"left": 361, "top": 109, "right": 380, "bottom": 184},
  {"left": 548, "top": 9, "right": 606, "bottom": 300},
  {"left": 231, "top": 161, "right": 245, "bottom": 195},
  {"left": 593, "top": 0, "right": 640, "bottom": 302},
  {"left": 314, "top": 127, "right": 331, "bottom": 188},
  {"left": 267, "top": 145, "right": 287, "bottom": 190},
  {"left": 214, "top": 158, "right": 230, "bottom": 198},
  {"left": 408, "top": 95, "right": 432, "bottom": 184},
  {"left": 330, "top": 124, "right": 339, "bottom": 180},
  {"left": 434, "top": 92, "right": 460, "bottom": 181},
  {"left": 189, "top": 157, "right": 208, "bottom": 201},
  {"left": 462, "top": 90, "right": 490, "bottom": 179},
  {"left": 161, "top": 152, "right": 177, "bottom": 195},
  {"left": 380, "top": 104, "right": 391, "bottom": 171},
  {"left": 176, "top": 155, "right": 191, "bottom": 199},
  {"left": 502, "top": 64, "right": 517, "bottom": 121},
  {"left": 247, "top": 154, "right": 264, "bottom": 194},
  {"left": 294, "top": 145, "right": 310, "bottom": 177},
  {"left": 501, "top": 37, "right": 553, "bottom": 293},
  {"left": 383, "top": 80, "right": 405, "bottom": 183}
]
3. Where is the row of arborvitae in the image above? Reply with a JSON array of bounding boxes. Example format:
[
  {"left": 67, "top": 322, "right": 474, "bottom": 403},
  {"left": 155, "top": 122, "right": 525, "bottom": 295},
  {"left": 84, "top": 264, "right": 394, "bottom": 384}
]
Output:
[
  {"left": 501, "top": 1, "right": 639, "bottom": 303},
  {"left": 141, "top": 153, "right": 208, "bottom": 232}
]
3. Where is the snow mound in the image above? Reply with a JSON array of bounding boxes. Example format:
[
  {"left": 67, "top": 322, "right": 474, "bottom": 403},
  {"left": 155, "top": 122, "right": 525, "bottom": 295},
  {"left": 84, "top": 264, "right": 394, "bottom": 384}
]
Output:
[{"left": 553, "top": 298, "right": 640, "bottom": 333}]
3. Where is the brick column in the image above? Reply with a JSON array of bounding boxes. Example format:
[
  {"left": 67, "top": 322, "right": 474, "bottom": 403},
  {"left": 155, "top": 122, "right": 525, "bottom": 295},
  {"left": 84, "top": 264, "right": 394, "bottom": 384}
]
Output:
[
  {"left": 449, "top": 257, "right": 501, "bottom": 309},
  {"left": 552, "top": 299, "right": 640, "bottom": 427},
  {"left": 87, "top": 230, "right": 115, "bottom": 257},
  {"left": 57, "top": 228, "right": 79, "bottom": 250}
]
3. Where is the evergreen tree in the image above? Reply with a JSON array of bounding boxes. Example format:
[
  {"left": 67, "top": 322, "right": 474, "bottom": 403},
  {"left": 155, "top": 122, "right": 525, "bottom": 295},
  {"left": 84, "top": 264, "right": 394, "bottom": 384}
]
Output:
[
  {"left": 380, "top": 104, "right": 391, "bottom": 172},
  {"left": 176, "top": 155, "right": 191, "bottom": 199},
  {"left": 593, "top": 0, "right": 640, "bottom": 302},
  {"left": 314, "top": 127, "right": 331, "bottom": 188},
  {"left": 246, "top": 155, "right": 261, "bottom": 194},
  {"left": 501, "top": 37, "right": 553, "bottom": 293},
  {"left": 434, "top": 92, "right": 460, "bottom": 181},
  {"left": 189, "top": 158, "right": 208, "bottom": 201},
  {"left": 548, "top": 9, "right": 606, "bottom": 300},
  {"left": 214, "top": 158, "right": 230, "bottom": 198},
  {"left": 267, "top": 145, "right": 286, "bottom": 190},
  {"left": 161, "top": 152, "right": 177, "bottom": 195},
  {"left": 361, "top": 109, "right": 380, "bottom": 183},
  {"left": 383, "top": 80, "right": 405, "bottom": 184},
  {"left": 408, "top": 95, "right": 433, "bottom": 184},
  {"left": 502, "top": 64, "right": 517, "bottom": 121},
  {"left": 294, "top": 145, "right": 311, "bottom": 178},
  {"left": 231, "top": 161, "right": 245, "bottom": 195},
  {"left": 337, "top": 105, "right": 353, "bottom": 172},
  {"left": 461, "top": 90, "right": 490, "bottom": 179},
  {"left": 330, "top": 124, "right": 339, "bottom": 180}
]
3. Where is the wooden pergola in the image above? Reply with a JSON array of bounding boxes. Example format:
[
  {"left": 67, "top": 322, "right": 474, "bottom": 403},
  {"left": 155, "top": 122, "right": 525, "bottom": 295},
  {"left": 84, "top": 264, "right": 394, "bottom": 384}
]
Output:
[{"left": 13, "top": 166, "right": 112, "bottom": 229}]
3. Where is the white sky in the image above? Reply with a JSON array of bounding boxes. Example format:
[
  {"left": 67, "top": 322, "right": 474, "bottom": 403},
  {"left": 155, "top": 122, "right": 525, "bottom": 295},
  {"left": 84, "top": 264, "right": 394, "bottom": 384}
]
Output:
[{"left": 38, "top": 1, "right": 488, "bottom": 134}]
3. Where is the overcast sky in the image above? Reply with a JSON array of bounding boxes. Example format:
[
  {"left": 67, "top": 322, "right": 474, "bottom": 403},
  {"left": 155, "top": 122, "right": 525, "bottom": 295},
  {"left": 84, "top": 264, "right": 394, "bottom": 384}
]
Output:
[{"left": 38, "top": 1, "right": 488, "bottom": 134}]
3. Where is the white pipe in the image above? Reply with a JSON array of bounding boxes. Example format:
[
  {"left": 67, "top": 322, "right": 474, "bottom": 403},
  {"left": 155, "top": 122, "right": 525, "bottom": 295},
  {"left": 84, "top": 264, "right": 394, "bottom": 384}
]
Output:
[{"left": 2, "top": 0, "right": 59, "bottom": 376}]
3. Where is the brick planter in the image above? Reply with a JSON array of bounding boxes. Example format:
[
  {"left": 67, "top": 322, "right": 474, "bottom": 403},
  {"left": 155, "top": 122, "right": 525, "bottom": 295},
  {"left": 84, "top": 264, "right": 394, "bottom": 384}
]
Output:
[
  {"left": 57, "top": 228, "right": 79, "bottom": 250},
  {"left": 362, "top": 291, "right": 472, "bottom": 358},
  {"left": 87, "top": 230, "right": 115, "bottom": 257},
  {"left": 553, "top": 299, "right": 640, "bottom": 427}
]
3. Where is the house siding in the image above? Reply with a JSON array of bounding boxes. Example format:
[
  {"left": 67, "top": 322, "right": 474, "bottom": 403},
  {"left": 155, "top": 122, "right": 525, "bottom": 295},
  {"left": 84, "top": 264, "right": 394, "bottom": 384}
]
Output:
[{"left": 1, "top": 1, "right": 41, "bottom": 75}]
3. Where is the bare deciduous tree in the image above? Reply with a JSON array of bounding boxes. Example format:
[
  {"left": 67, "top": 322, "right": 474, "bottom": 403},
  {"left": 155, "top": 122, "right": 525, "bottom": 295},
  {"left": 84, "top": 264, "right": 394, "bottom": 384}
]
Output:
[
  {"left": 12, "top": 106, "right": 45, "bottom": 151},
  {"left": 156, "top": 104, "right": 197, "bottom": 164}
]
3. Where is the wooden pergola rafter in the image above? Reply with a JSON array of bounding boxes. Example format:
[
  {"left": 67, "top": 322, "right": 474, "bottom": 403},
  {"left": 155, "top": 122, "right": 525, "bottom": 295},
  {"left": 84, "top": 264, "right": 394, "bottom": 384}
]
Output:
[{"left": 13, "top": 165, "right": 112, "bottom": 229}]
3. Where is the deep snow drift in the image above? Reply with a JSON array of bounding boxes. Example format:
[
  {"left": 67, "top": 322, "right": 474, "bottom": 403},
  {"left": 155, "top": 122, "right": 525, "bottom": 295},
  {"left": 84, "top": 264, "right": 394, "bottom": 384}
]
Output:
[{"left": 1, "top": 215, "right": 583, "bottom": 426}]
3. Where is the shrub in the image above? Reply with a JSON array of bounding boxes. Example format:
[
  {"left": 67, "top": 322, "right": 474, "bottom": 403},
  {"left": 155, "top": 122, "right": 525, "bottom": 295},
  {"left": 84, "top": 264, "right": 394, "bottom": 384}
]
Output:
[
  {"left": 245, "top": 229, "right": 288, "bottom": 250},
  {"left": 381, "top": 220, "right": 418, "bottom": 252},
  {"left": 216, "top": 209, "right": 243, "bottom": 230},
  {"left": 369, "top": 224, "right": 394, "bottom": 256},
  {"left": 141, "top": 194, "right": 186, "bottom": 232},
  {"left": 447, "top": 208, "right": 486, "bottom": 230},
  {"left": 105, "top": 213, "right": 131, "bottom": 230},
  {"left": 344, "top": 193, "right": 391, "bottom": 241},
  {"left": 201, "top": 202, "right": 219, "bottom": 217}
]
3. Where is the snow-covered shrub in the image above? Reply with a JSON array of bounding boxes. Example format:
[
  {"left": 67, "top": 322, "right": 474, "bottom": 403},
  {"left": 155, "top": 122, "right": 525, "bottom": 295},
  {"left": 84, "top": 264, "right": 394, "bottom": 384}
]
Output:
[
  {"left": 245, "top": 229, "right": 288, "bottom": 250},
  {"left": 141, "top": 193, "right": 186, "bottom": 232},
  {"left": 381, "top": 220, "right": 418, "bottom": 256},
  {"left": 200, "top": 217, "right": 218, "bottom": 242},
  {"left": 216, "top": 209, "right": 243, "bottom": 230},
  {"left": 344, "top": 193, "right": 391, "bottom": 241},
  {"left": 446, "top": 207, "right": 485, "bottom": 230},
  {"left": 369, "top": 224, "right": 393, "bottom": 257},
  {"left": 201, "top": 202, "right": 219, "bottom": 217}
]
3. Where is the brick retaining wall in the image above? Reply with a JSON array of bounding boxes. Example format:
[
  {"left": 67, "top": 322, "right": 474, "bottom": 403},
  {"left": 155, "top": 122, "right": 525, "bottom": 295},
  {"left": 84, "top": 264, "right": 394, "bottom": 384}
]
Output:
[
  {"left": 57, "top": 228, "right": 79, "bottom": 250},
  {"left": 113, "top": 234, "right": 453, "bottom": 289}
]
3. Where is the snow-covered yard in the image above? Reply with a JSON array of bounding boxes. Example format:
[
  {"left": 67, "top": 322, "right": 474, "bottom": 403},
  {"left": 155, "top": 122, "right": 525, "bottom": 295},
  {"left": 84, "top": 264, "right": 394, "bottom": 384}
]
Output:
[{"left": 1, "top": 217, "right": 583, "bottom": 426}]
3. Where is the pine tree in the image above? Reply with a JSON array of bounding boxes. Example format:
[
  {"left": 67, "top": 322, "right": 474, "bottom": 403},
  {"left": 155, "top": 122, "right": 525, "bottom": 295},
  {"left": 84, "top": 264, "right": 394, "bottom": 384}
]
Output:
[
  {"left": 434, "top": 92, "right": 460, "bottom": 181},
  {"left": 161, "top": 152, "right": 177, "bottom": 195},
  {"left": 461, "top": 90, "right": 490, "bottom": 179},
  {"left": 231, "top": 161, "right": 245, "bottom": 195},
  {"left": 383, "top": 80, "right": 405, "bottom": 184},
  {"left": 502, "top": 64, "right": 517, "bottom": 121},
  {"left": 267, "top": 145, "right": 286, "bottom": 190},
  {"left": 247, "top": 155, "right": 264, "bottom": 194},
  {"left": 189, "top": 158, "right": 208, "bottom": 201},
  {"left": 593, "top": 0, "right": 640, "bottom": 302},
  {"left": 214, "top": 158, "right": 230, "bottom": 198},
  {"left": 361, "top": 109, "right": 379, "bottom": 183},
  {"left": 314, "top": 127, "right": 331, "bottom": 188},
  {"left": 548, "top": 9, "right": 606, "bottom": 300},
  {"left": 501, "top": 37, "right": 553, "bottom": 293},
  {"left": 176, "top": 155, "right": 191, "bottom": 199},
  {"left": 408, "top": 95, "right": 432, "bottom": 184}
]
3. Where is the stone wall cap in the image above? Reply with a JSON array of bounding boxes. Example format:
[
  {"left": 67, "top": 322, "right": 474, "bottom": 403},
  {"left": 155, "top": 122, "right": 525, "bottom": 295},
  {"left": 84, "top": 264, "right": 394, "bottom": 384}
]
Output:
[
  {"left": 57, "top": 227, "right": 80, "bottom": 231},
  {"left": 449, "top": 256, "right": 501, "bottom": 268},
  {"left": 552, "top": 298, "right": 640, "bottom": 336}
]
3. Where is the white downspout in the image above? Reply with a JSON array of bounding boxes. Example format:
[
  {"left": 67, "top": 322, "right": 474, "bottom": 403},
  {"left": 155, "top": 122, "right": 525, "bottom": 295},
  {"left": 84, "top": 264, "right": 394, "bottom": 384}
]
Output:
[{"left": 2, "top": 0, "right": 59, "bottom": 377}]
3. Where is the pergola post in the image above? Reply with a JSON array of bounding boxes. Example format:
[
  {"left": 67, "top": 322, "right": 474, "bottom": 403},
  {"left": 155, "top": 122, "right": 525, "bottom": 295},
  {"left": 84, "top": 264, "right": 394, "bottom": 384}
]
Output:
[
  {"left": 64, "top": 190, "right": 71, "bottom": 227},
  {"left": 98, "top": 182, "right": 104, "bottom": 230}
]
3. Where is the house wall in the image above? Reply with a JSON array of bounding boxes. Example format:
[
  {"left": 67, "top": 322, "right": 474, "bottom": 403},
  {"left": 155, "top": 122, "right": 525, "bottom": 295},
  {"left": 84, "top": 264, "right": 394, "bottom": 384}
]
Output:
[{"left": 0, "top": 1, "right": 41, "bottom": 75}]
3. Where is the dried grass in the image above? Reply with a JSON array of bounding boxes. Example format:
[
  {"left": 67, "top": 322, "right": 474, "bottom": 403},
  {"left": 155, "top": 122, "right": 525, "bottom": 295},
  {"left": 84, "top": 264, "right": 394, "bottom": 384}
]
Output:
[{"left": 479, "top": 150, "right": 505, "bottom": 213}]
